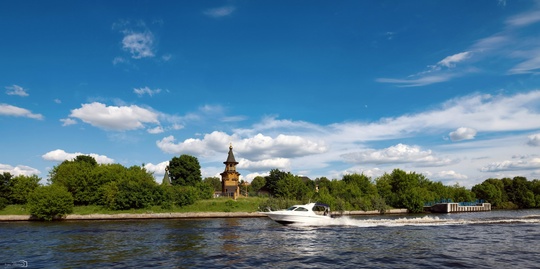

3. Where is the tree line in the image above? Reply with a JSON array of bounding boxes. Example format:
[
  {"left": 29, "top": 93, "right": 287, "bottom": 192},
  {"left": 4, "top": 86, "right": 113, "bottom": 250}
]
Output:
[{"left": 1, "top": 154, "right": 539, "bottom": 220}]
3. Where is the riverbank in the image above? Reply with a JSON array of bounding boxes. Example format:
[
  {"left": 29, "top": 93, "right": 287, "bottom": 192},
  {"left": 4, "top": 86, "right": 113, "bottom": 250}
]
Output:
[{"left": 0, "top": 209, "right": 408, "bottom": 221}]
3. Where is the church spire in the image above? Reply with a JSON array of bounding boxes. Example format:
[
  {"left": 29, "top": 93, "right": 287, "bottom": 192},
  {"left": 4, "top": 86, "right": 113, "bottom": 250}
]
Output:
[{"left": 224, "top": 143, "right": 238, "bottom": 164}]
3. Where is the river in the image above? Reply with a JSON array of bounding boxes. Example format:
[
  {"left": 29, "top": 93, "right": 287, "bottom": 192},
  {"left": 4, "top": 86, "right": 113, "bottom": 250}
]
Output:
[{"left": 1, "top": 209, "right": 539, "bottom": 268}]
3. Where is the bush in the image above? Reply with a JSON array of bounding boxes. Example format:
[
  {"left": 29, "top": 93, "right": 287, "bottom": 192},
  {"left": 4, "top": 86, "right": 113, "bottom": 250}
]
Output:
[
  {"left": 0, "top": 197, "right": 8, "bottom": 210},
  {"left": 27, "top": 185, "right": 74, "bottom": 221}
]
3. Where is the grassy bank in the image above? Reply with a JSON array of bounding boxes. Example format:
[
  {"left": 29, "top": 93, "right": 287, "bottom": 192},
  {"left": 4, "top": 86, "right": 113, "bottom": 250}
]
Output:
[{"left": 0, "top": 197, "right": 268, "bottom": 216}]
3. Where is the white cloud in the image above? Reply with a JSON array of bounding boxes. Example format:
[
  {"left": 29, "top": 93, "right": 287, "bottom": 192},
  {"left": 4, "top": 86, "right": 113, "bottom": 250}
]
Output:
[
  {"left": 0, "top": 103, "right": 43, "bottom": 120},
  {"left": 432, "top": 170, "right": 468, "bottom": 180},
  {"left": 204, "top": 6, "right": 236, "bottom": 18},
  {"left": 134, "top": 86, "right": 162, "bottom": 97},
  {"left": 60, "top": 118, "right": 77, "bottom": 126},
  {"left": 376, "top": 75, "right": 454, "bottom": 87},
  {"left": 437, "top": 51, "right": 472, "bottom": 68},
  {"left": 449, "top": 127, "right": 477, "bottom": 142},
  {"left": 237, "top": 157, "right": 291, "bottom": 172},
  {"left": 147, "top": 126, "right": 164, "bottom": 134},
  {"left": 42, "top": 149, "right": 114, "bottom": 164},
  {"left": 122, "top": 31, "right": 155, "bottom": 59},
  {"left": 143, "top": 161, "right": 169, "bottom": 178},
  {"left": 505, "top": 9, "right": 540, "bottom": 27},
  {"left": 0, "top": 164, "right": 40, "bottom": 176},
  {"left": 68, "top": 102, "right": 160, "bottom": 131},
  {"left": 341, "top": 144, "right": 455, "bottom": 167},
  {"left": 527, "top": 133, "right": 540, "bottom": 146},
  {"left": 5, "top": 85, "right": 29, "bottom": 97},
  {"left": 480, "top": 156, "right": 540, "bottom": 172},
  {"left": 113, "top": 56, "right": 127, "bottom": 65},
  {"left": 157, "top": 131, "right": 327, "bottom": 161}
]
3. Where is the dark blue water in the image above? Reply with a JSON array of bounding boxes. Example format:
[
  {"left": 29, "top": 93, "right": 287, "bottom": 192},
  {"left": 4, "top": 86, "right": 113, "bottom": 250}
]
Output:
[{"left": 1, "top": 210, "right": 539, "bottom": 268}]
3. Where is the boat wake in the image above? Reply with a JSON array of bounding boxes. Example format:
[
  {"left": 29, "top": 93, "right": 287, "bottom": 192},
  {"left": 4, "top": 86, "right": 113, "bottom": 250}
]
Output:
[{"left": 286, "top": 214, "right": 540, "bottom": 227}]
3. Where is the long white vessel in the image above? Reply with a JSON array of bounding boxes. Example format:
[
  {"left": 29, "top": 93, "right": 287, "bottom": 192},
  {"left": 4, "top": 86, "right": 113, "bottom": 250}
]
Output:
[{"left": 264, "top": 202, "right": 331, "bottom": 225}]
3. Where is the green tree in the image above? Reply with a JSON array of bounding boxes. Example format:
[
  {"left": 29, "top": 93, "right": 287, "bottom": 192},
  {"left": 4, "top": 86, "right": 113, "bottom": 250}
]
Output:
[
  {"left": 472, "top": 179, "right": 503, "bottom": 206},
  {"left": 275, "top": 174, "right": 310, "bottom": 200},
  {"left": 27, "top": 185, "right": 74, "bottom": 221},
  {"left": 250, "top": 176, "right": 266, "bottom": 193},
  {"left": 49, "top": 156, "right": 98, "bottom": 205},
  {"left": 0, "top": 172, "right": 14, "bottom": 203},
  {"left": 203, "top": 177, "right": 222, "bottom": 192},
  {"left": 264, "top": 169, "right": 288, "bottom": 195},
  {"left": 10, "top": 175, "right": 41, "bottom": 204},
  {"left": 101, "top": 166, "right": 161, "bottom": 210},
  {"left": 168, "top": 155, "right": 202, "bottom": 186}
]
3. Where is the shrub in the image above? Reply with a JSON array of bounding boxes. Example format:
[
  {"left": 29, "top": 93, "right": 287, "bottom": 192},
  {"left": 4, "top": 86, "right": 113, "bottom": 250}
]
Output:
[
  {"left": 27, "top": 185, "right": 74, "bottom": 221},
  {"left": 0, "top": 197, "right": 8, "bottom": 210}
]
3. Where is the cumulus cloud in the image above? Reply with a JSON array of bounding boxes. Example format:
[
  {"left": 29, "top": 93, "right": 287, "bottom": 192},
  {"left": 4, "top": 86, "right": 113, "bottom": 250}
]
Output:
[
  {"left": 0, "top": 104, "right": 43, "bottom": 120},
  {"left": 449, "top": 127, "right": 477, "bottom": 141},
  {"left": 527, "top": 133, "right": 540, "bottom": 146},
  {"left": 156, "top": 131, "right": 327, "bottom": 160},
  {"left": 143, "top": 161, "right": 169, "bottom": 177},
  {"left": 122, "top": 31, "right": 155, "bottom": 59},
  {"left": 5, "top": 85, "right": 29, "bottom": 97},
  {"left": 60, "top": 118, "right": 77, "bottom": 126},
  {"left": 341, "top": 144, "right": 455, "bottom": 167},
  {"left": 204, "top": 6, "right": 236, "bottom": 18},
  {"left": 42, "top": 149, "right": 114, "bottom": 164},
  {"left": 237, "top": 158, "right": 291, "bottom": 172},
  {"left": 480, "top": 156, "right": 540, "bottom": 172},
  {"left": 68, "top": 102, "right": 159, "bottom": 131},
  {"left": 432, "top": 170, "right": 468, "bottom": 180},
  {"left": 0, "top": 163, "right": 40, "bottom": 176},
  {"left": 134, "top": 86, "right": 161, "bottom": 97},
  {"left": 147, "top": 126, "right": 164, "bottom": 134}
]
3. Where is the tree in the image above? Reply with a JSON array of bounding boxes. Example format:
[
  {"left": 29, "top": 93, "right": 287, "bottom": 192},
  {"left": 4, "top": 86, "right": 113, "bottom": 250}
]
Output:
[
  {"left": 10, "top": 175, "right": 41, "bottom": 204},
  {"left": 0, "top": 172, "right": 14, "bottom": 203},
  {"left": 264, "top": 169, "right": 289, "bottom": 195},
  {"left": 250, "top": 176, "right": 266, "bottom": 193},
  {"left": 203, "top": 177, "right": 222, "bottom": 192},
  {"left": 100, "top": 166, "right": 161, "bottom": 210},
  {"left": 168, "top": 155, "right": 202, "bottom": 186},
  {"left": 49, "top": 156, "right": 98, "bottom": 205},
  {"left": 27, "top": 185, "right": 74, "bottom": 221},
  {"left": 274, "top": 174, "right": 310, "bottom": 200}
]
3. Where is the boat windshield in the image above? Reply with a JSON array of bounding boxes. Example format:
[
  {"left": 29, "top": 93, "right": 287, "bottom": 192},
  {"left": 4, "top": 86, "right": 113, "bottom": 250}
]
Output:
[{"left": 286, "top": 206, "right": 309, "bottom": 211}]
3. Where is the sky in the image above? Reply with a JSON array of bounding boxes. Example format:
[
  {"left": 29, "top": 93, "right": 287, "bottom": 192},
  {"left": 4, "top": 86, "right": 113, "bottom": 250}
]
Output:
[{"left": 1, "top": 0, "right": 540, "bottom": 187}]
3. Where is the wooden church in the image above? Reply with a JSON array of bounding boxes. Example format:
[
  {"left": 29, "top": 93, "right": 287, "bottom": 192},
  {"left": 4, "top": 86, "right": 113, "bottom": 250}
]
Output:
[{"left": 220, "top": 144, "right": 240, "bottom": 198}]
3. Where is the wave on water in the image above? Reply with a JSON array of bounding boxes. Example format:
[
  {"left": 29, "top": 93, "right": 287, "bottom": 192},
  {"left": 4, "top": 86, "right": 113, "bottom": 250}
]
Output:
[{"left": 289, "top": 214, "right": 540, "bottom": 227}]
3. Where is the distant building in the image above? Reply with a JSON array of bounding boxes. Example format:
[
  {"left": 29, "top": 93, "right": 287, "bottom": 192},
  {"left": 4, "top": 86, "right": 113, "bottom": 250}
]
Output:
[
  {"left": 162, "top": 166, "right": 171, "bottom": 186},
  {"left": 221, "top": 144, "right": 240, "bottom": 198}
]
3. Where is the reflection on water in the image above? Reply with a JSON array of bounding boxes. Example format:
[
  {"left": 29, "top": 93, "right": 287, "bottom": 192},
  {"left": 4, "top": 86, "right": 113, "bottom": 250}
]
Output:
[{"left": 1, "top": 210, "right": 539, "bottom": 268}]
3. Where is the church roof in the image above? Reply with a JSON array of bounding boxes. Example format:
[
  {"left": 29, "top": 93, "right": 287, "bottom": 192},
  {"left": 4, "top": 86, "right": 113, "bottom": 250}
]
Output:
[{"left": 224, "top": 144, "right": 239, "bottom": 164}]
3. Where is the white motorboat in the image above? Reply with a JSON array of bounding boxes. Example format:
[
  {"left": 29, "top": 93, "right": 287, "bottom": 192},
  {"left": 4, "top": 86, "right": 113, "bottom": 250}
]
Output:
[{"left": 264, "top": 202, "right": 331, "bottom": 225}]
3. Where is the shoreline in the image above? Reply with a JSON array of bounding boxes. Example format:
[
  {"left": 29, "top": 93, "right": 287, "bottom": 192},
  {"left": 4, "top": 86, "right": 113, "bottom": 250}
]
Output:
[{"left": 0, "top": 209, "right": 408, "bottom": 222}]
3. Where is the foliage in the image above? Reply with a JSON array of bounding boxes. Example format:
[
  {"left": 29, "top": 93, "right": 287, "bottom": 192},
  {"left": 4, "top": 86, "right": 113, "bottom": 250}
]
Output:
[
  {"left": 0, "top": 172, "right": 14, "bottom": 203},
  {"left": 196, "top": 182, "right": 214, "bottom": 200},
  {"left": 274, "top": 174, "right": 311, "bottom": 200},
  {"left": 472, "top": 176, "right": 540, "bottom": 209},
  {"left": 10, "top": 175, "right": 41, "bottom": 204},
  {"left": 0, "top": 197, "right": 7, "bottom": 210},
  {"left": 203, "top": 177, "right": 222, "bottom": 192},
  {"left": 100, "top": 166, "right": 162, "bottom": 210},
  {"left": 250, "top": 176, "right": 266, "bottom": 193},
  {"left": 168, "top": 155, "right": 202, "bottom": 186},
  {"left": 264, "top": 169, "right": 289, "bottom": 195},
  {"left": 27, "top": 185, "right": 74, "bottom": 221}
]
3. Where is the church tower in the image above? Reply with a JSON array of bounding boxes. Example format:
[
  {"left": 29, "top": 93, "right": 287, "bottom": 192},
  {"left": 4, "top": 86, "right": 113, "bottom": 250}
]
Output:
[{"left": 221, "top": 144, "right": 240, "bottom": 198}]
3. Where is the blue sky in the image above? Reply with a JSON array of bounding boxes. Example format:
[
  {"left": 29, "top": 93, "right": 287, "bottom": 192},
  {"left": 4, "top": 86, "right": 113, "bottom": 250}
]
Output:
[{"left": 2, "top": 0, "right": 540, "bottom": 187}]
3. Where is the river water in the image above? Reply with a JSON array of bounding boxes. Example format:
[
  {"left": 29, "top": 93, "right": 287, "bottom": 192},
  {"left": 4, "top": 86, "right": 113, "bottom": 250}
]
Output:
[{"left": 1, "top": 209, "right": 539, "bottom": 268}]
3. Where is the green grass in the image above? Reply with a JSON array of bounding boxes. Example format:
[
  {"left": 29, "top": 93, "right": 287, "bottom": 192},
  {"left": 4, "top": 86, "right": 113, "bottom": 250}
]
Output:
[{"left": 0, "top": 197, "right": 269, "bottom": 215}]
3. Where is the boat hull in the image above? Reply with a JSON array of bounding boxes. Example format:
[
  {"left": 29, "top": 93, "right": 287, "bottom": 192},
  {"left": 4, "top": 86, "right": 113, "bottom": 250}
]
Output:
[{"left": 265, "top": 212, "right": 331, "bottom": 225}]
